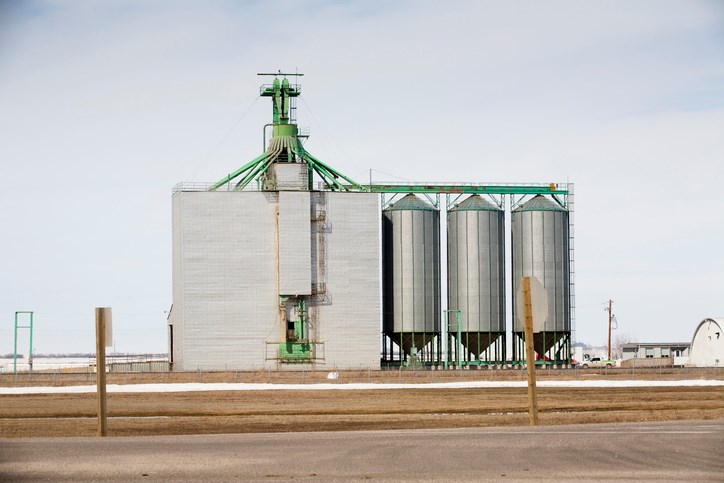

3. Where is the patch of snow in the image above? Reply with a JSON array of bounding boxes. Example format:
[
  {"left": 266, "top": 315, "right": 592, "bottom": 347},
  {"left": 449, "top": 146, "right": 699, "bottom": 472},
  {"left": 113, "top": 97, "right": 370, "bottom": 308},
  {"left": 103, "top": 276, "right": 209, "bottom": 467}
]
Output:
[
  {"left": 1, "top": 379, "right": 722, "bottom": 395},
  {"left": 0, "top": 358, "right": 93, "bottom": 373}
]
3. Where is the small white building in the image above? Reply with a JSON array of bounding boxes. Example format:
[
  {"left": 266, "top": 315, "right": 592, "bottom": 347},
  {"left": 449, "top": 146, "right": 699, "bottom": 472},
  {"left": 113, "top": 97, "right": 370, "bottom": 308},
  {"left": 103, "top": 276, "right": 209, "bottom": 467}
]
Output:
[
  {"left": 621, "top": 342, "right": 690, "bottom": 361},
  {"left": 689, "top": 317, "right": 724, "bottom": 367}
]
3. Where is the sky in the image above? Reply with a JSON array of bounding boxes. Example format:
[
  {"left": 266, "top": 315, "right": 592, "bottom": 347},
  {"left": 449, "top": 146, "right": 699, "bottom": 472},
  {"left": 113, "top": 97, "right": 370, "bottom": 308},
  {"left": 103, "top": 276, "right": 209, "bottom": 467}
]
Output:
[{"left": 1, "top": 0, "right": 723, "bottom": 355}]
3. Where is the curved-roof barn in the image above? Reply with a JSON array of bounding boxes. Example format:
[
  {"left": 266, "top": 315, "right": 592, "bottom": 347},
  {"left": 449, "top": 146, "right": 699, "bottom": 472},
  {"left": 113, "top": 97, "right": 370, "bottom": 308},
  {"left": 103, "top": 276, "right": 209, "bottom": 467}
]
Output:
[{"left": 689, "top": 318, "right": 724, "bottom": 367}]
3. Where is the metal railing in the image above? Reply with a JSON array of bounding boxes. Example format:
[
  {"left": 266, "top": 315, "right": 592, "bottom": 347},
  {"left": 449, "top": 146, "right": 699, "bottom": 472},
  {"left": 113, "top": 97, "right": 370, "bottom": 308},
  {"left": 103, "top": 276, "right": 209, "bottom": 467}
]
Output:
[
  {"left": 174, "top": 180, "right": 572, "bottom": 194},
  {"left": 259, "top": 84, "right": 301, "bottom": 95},
  {"left": 173, "top": 182, "right": 263, "bottom": 193}
]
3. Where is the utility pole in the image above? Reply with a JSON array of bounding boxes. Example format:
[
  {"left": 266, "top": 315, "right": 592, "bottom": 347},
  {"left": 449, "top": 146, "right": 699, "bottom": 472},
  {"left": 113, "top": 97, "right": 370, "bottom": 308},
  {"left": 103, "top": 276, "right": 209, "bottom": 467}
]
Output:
[
  {"left": 96, "top": 307, "right": 112, "bottom": 437},
  {"left": 606, "top": 300, "right": 613, "bottom": 360},
  {"left": 522, "top": 277, "right": 538, "bottom": 426}
]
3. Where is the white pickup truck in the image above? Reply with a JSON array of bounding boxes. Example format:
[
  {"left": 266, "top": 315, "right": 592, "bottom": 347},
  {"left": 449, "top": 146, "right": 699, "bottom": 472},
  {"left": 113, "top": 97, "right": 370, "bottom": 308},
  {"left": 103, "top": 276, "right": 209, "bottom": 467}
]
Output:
[{"left": 579, "top": 356, "right": 614, "bottom": 368}]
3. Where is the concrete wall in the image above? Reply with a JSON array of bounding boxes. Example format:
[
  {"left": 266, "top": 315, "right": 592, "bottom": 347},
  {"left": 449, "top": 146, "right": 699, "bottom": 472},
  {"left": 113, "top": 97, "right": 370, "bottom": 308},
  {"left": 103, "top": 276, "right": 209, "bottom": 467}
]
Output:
[
  {"left": 171, "top": 190, "right": 381, "bottom": 371},
  {"left": 279, "top": 191, "right": 312, "bottom": 295},
  {"left": 172, "top": 191, "right": 279, "bottom": 371},
  {"left": 312, "top": 192, "right": 381, "bottom": 369}
]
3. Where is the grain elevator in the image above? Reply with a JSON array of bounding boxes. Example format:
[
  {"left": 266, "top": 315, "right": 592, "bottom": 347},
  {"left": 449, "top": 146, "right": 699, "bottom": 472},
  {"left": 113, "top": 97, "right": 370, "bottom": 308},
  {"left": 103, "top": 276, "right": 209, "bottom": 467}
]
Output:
[{"left": 170, "top": 73, "right": 575, "bottom": 370}]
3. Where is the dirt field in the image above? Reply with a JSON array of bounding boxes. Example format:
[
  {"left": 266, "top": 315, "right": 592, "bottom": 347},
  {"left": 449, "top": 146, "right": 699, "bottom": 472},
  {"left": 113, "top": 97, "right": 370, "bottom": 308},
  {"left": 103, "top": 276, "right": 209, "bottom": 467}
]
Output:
[
  {"left": 2, "top": 365, "right": 721, "bottom": 386},
  {"left": 1, "top": 368, "right": 723, "bottom": 438}
]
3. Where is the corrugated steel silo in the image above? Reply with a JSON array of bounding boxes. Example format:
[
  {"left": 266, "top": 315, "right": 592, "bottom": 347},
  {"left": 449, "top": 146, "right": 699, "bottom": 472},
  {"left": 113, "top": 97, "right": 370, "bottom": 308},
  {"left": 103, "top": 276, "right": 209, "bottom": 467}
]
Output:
[
  {"left": 511, "top": 195, "right": 571, "bottom": 363},
  {"left": 382, "top": 194, "right": 441, "bottom": 363},
  {"left": 447, "top": 195, "right": 505, "bottom": 364}
]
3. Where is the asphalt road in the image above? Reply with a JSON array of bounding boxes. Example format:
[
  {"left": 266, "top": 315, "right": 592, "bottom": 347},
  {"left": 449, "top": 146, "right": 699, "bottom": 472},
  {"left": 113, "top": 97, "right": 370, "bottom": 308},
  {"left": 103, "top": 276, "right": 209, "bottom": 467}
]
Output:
[{"left": 1, "top": 420, "right": 722, "bottom": 482}]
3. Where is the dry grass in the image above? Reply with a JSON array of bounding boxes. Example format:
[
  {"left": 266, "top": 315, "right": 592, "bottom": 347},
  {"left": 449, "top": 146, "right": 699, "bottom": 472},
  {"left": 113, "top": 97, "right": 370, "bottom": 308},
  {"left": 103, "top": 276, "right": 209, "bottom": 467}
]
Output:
[
  {"left": 1, "top": 375, "right": 722, "bottom": 438},
  {"left": 2, "top": 365, "right": 721, "bottom": 387}
]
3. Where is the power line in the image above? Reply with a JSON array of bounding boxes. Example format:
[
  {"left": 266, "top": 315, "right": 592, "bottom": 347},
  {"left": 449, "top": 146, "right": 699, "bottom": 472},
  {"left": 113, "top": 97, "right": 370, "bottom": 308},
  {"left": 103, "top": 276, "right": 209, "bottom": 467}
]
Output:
[{"left": 190, "top": 95, "right": 261, "bottom": 181}]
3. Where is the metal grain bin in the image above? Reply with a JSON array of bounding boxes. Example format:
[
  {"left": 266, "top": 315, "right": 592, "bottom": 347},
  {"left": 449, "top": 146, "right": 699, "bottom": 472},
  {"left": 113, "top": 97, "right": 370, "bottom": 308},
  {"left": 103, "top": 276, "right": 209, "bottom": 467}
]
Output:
[
  {"left": 447, "top": 195, "right": 505, "bottom": 361},
  {"left": 511, "top": 195, "right": 571, "bottom": 360},
  {"left": 383, "top": 194, "right": 441, "bottom": 360}
]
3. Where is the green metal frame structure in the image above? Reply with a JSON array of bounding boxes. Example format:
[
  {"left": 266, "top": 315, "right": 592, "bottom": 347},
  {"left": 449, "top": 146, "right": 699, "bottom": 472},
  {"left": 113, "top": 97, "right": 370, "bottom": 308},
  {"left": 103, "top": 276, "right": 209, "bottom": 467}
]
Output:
[
  {"left": 265, "top": 294, "right": 326, "bottom": 365},
  {"left": 280, "top": 298, "right": 312, "bottom": 362},
  {"left": 371, "top": 183, "right": 567, "bottom": 196},
  {"left": 444, "top": 310, "right": 462, "bottom": 369},
  {"left": 13, "top": 311, "right": 34, "bottom": 374}
]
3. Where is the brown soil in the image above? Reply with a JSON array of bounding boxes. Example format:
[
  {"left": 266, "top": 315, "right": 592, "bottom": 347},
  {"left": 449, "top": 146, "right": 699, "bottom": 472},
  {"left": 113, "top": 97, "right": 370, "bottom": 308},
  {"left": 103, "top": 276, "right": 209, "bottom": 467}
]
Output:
[{"left": 1, "top": 374, "right": 722, "bottom": 438}]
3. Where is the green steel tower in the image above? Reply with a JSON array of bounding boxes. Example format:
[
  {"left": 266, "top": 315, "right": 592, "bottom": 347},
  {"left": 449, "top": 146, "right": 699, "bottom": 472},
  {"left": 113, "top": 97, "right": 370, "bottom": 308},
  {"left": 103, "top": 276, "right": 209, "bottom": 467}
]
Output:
[{"left": 210, "top": 72, "right": 362, "bottom": 192}]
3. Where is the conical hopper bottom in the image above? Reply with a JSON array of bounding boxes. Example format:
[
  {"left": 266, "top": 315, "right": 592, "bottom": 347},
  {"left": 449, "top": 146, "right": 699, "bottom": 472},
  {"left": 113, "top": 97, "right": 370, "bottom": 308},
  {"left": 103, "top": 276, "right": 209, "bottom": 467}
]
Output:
[
  {"left": 390, "top": 332, "right": 436, "bottom": 357},
  {"left": 452, "top": 332, "right": 503, "bottom": 359},
  {"left": 533, "top": 332, "right": 565, "bottom": 356},
  {"left": 514, "top": 332, "right": 566, "bottom": 359}
]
